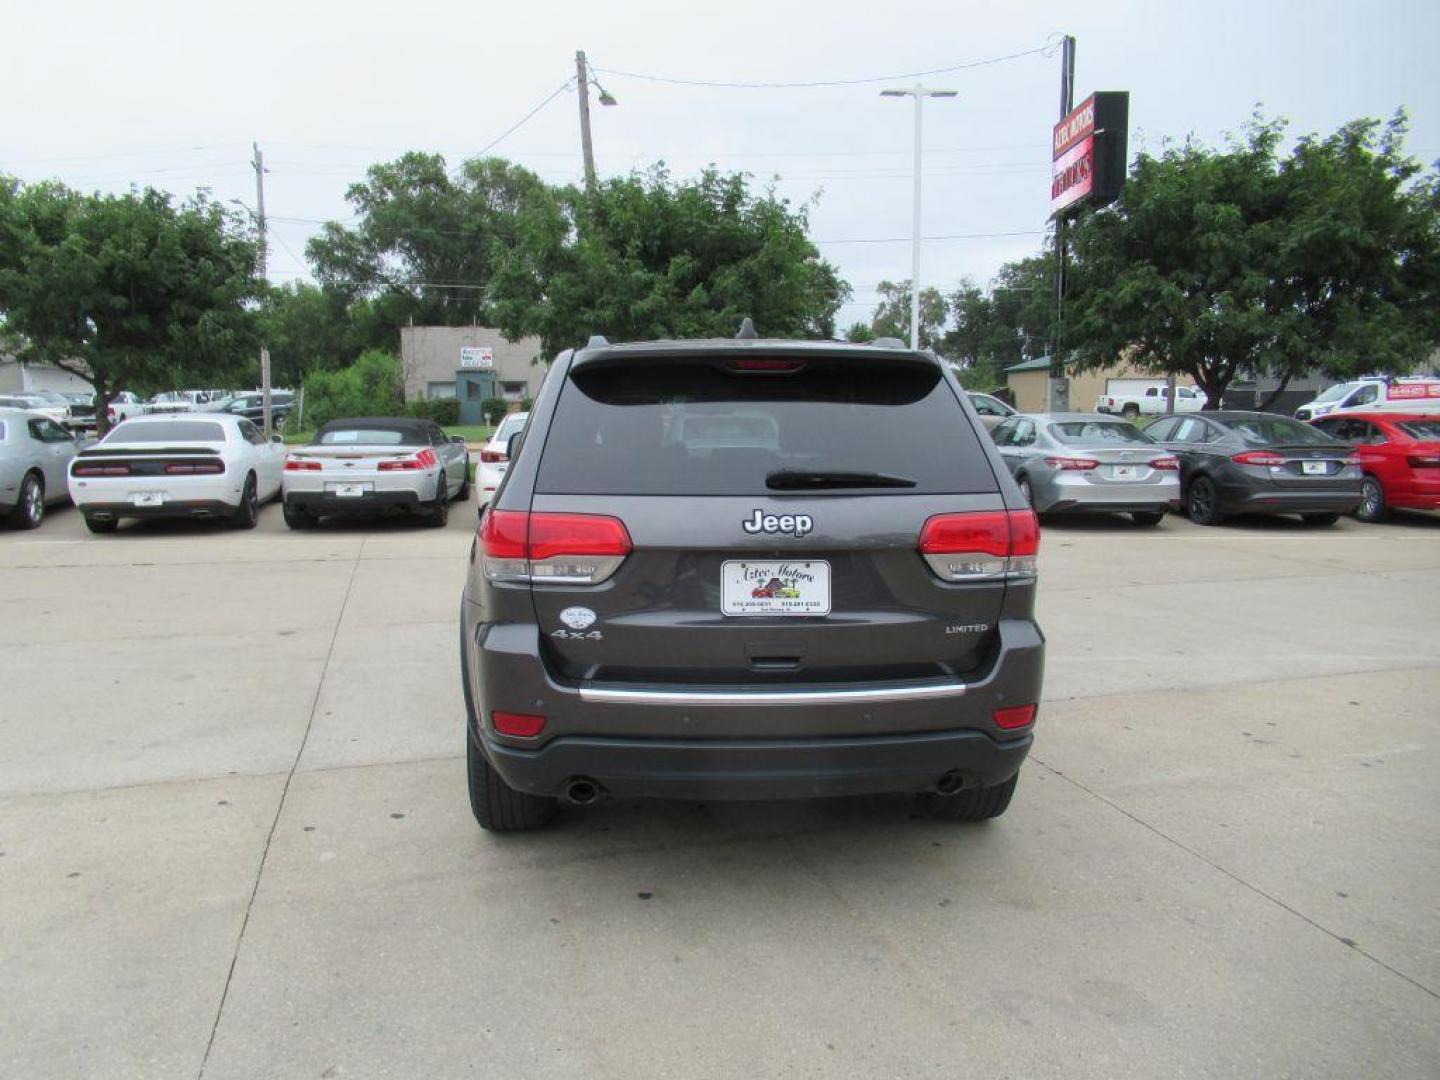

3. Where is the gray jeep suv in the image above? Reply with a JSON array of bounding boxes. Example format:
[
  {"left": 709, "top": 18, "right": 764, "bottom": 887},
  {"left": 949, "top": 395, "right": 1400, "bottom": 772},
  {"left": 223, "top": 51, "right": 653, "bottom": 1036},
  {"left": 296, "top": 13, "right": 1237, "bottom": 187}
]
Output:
[{"left": 459, "top": 331, "right": 1045, "bottom": 830}]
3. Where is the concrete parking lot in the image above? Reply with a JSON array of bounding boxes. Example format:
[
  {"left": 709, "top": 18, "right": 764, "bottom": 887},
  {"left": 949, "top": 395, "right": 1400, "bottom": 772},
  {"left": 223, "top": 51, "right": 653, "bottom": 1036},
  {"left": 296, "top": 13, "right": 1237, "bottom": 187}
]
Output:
[{"left": 1, "top": 501, "right": 1437, "bottom": 1079}]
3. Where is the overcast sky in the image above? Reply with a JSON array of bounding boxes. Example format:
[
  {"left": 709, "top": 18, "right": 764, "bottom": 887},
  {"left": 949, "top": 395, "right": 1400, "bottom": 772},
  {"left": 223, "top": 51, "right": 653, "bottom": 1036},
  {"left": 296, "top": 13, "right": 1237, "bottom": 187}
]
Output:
[{"left": 6, "top": 0, "right": 1439, "bottom": 335}]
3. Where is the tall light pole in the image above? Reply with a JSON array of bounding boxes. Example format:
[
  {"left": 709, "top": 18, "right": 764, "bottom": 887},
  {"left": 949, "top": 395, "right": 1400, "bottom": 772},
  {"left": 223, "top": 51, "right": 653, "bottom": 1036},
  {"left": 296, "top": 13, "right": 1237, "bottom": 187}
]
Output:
[
  {"left": 575, "top": 51, "right": 618, "bottom": 187},
  {"left": 881, "top": 85, "right": 957, "bottom": 350}
]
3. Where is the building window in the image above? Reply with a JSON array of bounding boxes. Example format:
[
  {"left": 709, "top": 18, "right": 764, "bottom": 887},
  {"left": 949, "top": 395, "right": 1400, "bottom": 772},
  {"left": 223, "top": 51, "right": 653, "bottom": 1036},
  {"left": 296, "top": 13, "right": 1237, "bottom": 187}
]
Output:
[
  {"left": 500, "top": 381, "right": 527, "bottom": 401},
  {"left": 427, "top": 381, "right": 457, "bottom": 400},
  {"left": 467, "top": 381, "right": 483, "bottom": 399}
]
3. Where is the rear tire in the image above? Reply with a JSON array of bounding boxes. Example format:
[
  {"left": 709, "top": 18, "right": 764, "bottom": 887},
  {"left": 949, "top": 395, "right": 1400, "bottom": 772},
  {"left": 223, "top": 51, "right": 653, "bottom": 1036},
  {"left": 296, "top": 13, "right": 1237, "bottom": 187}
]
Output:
[
  {"left": 1121, "top": 403, "right": 1139, "bottom": 420},
  {"left": 427, "top": 474, "right": 449, "bottom": 527},
  {"left": 1186, "top": 476, "right": 1224, "bottom": 526},
  {"left": 467, "top": 734, "right": 557, "bottom": 831},
  {"left": 84, "top": 515, "right": 118, "bottom": 534},
  {"left": 1355, "top": 476, "right": 1387, "bottom": 523},
  {"left": 1302, "top": 512, "right": 1340, "bottom": 526},
  {"left": 919, "top": 773, "right": 1019, "bottom": 822},
  {"left": 14, "top": 472, "right": 44, "bottom": 530},
  {"left": 1131, "top": 510, "right": 1165, "bottom": 527},
  {"left": 230, "top": 474, "right": 259, "bottom": 529},
  {"left": 455, "top": 459, "right": 471, "bottom": 501},
  {"left": 282, "top": 501, "right": 316, "bottom": 529}
]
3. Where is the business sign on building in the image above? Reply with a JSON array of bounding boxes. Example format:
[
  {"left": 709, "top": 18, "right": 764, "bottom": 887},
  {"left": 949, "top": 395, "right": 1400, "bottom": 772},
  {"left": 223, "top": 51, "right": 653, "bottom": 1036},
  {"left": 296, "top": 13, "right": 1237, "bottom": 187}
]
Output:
[
  {"left": 1051, "top": 91, "right": 1129, "bottom": 218},
  {"left": 459, "top": 346, "right": 494, "bottom": 370}
]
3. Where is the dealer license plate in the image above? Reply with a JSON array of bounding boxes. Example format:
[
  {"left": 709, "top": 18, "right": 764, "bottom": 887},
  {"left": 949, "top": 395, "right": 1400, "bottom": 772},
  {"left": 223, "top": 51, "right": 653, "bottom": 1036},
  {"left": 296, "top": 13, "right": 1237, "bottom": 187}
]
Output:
[
  {"left": 328, "top": 482, "right": 370, "bottom": 498},
  {"left": 1302, "top": 461, "right": 1328, "bottom": 475},
  {"left": 130, "top": 492, "right": 164, "bottom": 507},
  {"left": 1110, "top": 465, "right": 1138, "bottom": 480},
  {"left": 721, "top": 560, "right": 831, "bottom": 617}
]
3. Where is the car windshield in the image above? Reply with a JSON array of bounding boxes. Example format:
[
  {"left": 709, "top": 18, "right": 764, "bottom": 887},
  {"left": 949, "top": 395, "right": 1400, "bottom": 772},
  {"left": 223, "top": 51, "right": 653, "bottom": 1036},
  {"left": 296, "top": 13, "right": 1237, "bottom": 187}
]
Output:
[
  {"left": 1397, "top": 419, "right": 1440, "bottom": 439},
  {"left": 318, "top": 427, "right": 416, "bottom": 446},
  {"left": 108, "top": 420, "right": 226, "bottom": 442},
  {"left": 1049, "top": 421, "right": 1154, "bottom": 445},
  {"left": 1313, "top": 382, "right": 1359, "bottom": 403},
  {"left": 1229, "top": 416, "right": 1335, "bottom": 446},
  {"left": 536, "top": 358, "right": 995, "bottom": 496},
  {"left": 33, "top": 391, "right": 69, "bottom": 404}
]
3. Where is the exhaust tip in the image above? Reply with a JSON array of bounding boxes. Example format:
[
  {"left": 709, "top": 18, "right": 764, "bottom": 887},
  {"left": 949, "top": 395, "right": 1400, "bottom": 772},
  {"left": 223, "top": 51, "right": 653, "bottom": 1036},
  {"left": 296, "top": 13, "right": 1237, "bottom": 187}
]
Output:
[
  {"left": 565, "top": 777, "right": 605, "bottom": 807},
  {"left": 933, "top": 770, "right": 965, "bottom": 796}
]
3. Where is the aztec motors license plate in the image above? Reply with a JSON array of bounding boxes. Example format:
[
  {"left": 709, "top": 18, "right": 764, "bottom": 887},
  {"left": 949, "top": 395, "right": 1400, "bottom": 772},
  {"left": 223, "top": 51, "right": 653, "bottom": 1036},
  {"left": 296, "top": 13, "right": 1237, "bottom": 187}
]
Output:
[
  {"left": 1302, "top": 461, "right": 1328, "bottom": 475},
  {"left": 130, "top": 492, "right": 164, "bottom": 507},
  {"left": 328, "top": 482, "right": 370, "bottom": 498},
  {"left": 720, "top": 560, "right": 831, "bottom": 616}
]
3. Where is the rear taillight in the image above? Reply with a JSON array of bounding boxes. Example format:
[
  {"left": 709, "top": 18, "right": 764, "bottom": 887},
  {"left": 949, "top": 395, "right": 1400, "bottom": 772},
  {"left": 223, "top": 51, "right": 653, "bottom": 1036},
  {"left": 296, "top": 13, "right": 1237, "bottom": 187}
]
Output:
[
  {"left": 479, "top": 449, "right": 508, "bottom": 464},
  {"left": 72, "top": 462, "right": 131, "bottom": 477},
  {"left": 378, "top": 448, "right": 439, "bottom": 471},
  {"left": 1407, "top": 454, "right": 1440, "bottom": 468},
  {"left": 491, "top": 711, "right": 546, "bottom": 738},
  {"left": 479, "top": 509, "right": 632, "bottom": 585},
  {"left": 106, "top": 407, "right": 116, "bottom": 422},
  {"left": 164, "top": 461, "right": 224, "bottom": 475},
  {"left": 1149, "top": 457, "right": 1179, "bottom": 471},
  {"left": 993, "top": 704, "right": 1037, "bottom": 730},
  {"left": 918, "top": 509, "right": 1039, "bottom": 582},
  {"left": 1232, "top": 450, "right": 1285, "bottom": 466},
  {"left": 285, "top": 458, "right": 321, "bottom": 471},
  {"left": 1043, "top": 456, "right": 1099, "bottom": 470},
  {"left": 1340, "top": 453, "right": 1360, "bottom": 467}
]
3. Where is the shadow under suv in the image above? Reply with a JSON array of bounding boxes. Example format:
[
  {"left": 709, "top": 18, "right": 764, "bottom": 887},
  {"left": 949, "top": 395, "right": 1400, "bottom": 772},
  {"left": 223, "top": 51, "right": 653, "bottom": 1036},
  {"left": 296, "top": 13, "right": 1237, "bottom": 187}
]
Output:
[{"left": 459, "top": 331, "right": 1045, "bottom": 830}]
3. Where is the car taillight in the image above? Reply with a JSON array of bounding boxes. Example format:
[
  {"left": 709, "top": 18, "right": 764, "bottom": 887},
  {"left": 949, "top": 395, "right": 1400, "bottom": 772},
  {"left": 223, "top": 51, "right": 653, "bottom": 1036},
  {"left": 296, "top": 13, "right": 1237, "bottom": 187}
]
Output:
[
  {"left": 1232, "top": 450, "right": 1285, "bottom": 466},
  {"left": 106, "top": 407, "right": 116, "bottom": 422},
  {"left": 1043, "top": 456, "right": 1100, "bottom": 470},
  {"left": 72, "top": 463, "right": 131, "bottom": 477},
  {"left": 1149, "top": 457, "right": 1180, "bottom": 470},
  {"left": 993, "top": 704, "right": 1037, "bottom": 730},
  {"left": 479, "top": 449, "right": 507, "bottom": 464},
  {"left": 1407, "top": 453, "right": 1440, "bottom": 468},
  {"left": 918, "top": 509, "right": 1039, "bottom": 582},
  {"left": 164, "top": 461, "right": 224, "bottom": 474},
  {"left": 285, "top": 458, "right": 321, "bottom": 471},
  {"left": 492, "top": 711, "right": 546, "bottom": 738},
  {"left": 1340, "top": 453, "right": 1360, "bottom": 467},
  {"left": 479, "top": 509, "right": 632, "bottom": 585},
  {"left": 378, "top": 448, "right": 438, "bottom": 471},
  {"left": 727, "top": 358, "right": 806, "bottom": 372}
]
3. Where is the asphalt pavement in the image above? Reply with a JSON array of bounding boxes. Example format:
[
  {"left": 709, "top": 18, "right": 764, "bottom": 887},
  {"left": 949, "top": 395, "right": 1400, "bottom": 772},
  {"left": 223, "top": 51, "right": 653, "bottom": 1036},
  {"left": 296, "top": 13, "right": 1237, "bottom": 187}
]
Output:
[{"left": 1, "top": 499, "right": 1437, "bottom": 1079}]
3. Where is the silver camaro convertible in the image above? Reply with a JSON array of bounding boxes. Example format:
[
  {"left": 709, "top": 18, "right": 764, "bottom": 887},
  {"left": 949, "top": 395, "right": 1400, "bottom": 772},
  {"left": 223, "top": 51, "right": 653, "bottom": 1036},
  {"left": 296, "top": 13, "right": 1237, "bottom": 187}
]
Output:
[{"left": 990, "top": 412, "right": 1182, "bottom": 525}]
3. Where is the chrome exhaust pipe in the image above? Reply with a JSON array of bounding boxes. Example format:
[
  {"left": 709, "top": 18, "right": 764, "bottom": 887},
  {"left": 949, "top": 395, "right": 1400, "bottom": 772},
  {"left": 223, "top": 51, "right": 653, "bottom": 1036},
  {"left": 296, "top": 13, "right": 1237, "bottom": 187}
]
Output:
[
  {"left": 933, "top": 771, "right": 965, "bottom": 796},
  {"left": 565, "top": 777, "right": 605, "bottom": 806}
]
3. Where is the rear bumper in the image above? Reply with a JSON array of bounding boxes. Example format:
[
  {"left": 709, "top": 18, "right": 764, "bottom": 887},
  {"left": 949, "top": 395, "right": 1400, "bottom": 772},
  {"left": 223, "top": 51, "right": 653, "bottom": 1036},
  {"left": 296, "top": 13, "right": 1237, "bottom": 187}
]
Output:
[
  {"left": 80, "top": 500, "right": 235, "bottom": 520},
  {"left": 285, "top": 490, "right": 423, "bottom": 514},
  {"left": 1224, "top": 488, "right": 1362, "bottom": 514}
]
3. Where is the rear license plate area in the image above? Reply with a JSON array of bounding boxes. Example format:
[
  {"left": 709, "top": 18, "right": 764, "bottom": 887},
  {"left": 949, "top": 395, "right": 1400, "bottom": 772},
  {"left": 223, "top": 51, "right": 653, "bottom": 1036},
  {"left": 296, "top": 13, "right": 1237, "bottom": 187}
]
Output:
[
  {"left": 327, "top": 482, "right": 372, "bottom": 498},
  {"left": 721, "top": 560, "right": 831, "bottom": 616}
]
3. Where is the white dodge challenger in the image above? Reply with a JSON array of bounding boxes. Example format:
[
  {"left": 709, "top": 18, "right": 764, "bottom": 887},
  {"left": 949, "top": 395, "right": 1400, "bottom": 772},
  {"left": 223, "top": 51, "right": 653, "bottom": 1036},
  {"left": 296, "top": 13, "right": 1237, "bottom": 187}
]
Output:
[{"left": 68, "top": 413, "right": 285, "bottom": 533}]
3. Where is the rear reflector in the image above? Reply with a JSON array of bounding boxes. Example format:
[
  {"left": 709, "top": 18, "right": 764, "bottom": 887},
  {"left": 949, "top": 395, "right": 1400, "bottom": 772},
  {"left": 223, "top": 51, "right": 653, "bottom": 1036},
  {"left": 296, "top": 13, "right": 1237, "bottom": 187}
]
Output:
[
  {"left": 478, "top": 450, "right": 507, "bottom": 464},
  {"left": 1232, "top": 450, "right": 1286, "bottom": 466},
  {"left": 285, "top": 458, "right": 321, "bottom": 471},
  {"left": 492, "top": 711, "right": 546, "bottom": 738},
  {"left": 1043, "top": 456, "right": 1099, "bottom": 470},
  {"left": 480, "top": 509, "right": 632, "bottom": 585},
  {"left": 918, "top": 510, "right": 1039, "bottom": 582},
  {"left": 1149, "top": 457, "right": 1179, "bottom": 471},
  {"left": 993, "top": 704, "right": 1037, "bottom": 730}
]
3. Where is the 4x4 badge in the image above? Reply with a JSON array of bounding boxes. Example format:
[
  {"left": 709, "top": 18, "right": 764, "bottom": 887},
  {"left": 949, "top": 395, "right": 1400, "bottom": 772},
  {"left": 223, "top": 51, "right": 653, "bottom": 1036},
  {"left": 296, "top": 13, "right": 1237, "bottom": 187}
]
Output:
[{"left": 742, "top": 509, "right": 813, "bottom": 537}]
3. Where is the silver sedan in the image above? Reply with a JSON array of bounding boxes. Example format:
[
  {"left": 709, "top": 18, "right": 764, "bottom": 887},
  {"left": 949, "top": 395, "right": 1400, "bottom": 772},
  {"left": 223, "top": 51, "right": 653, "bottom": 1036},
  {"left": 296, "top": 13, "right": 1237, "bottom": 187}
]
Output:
[
  {"left": 990, "top": 412, "right": 1182, "bottom": 525},
  {"left": 0, "top": 408, "right": 84, "bottom": 529}
]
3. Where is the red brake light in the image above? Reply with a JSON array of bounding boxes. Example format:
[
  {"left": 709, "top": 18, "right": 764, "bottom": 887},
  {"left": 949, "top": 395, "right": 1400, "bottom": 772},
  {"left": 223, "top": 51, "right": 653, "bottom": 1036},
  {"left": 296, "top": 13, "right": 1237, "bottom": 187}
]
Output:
[
  {"left": 918, "top": 510, "right": 1038, "bottom": 581},
  {"left": 285, "top": 457, "right": 321, "bottom": 471},
  {"left": 993, "top": 704, "right": 1037, "bottom": 730},
  {"left": 727, "top": 358, "right": 806, "bottom": 372},
  {"left": 479, "top": 508, "right": 529, "bottom": 559},
  {"left": 479, "top": 449, "right": 508, "bottom": 464},
  {"left": 73, "top": 462, "right": 131, "bottom": 477},
  {"left": 528, "top": 514, "right": 632, "bottom": 561},
  {"left": 479, "top": 510, "right": 631, "bottom": 585},
  {"left": 378, "top": 448, "right": 438, "bottom": 471},
  {"left": 164, "top": 461, "right": 224, "bottom": 474},
  {"left": 1232, "top": 450, "right": 1285, "bottom": 466},
  {"left": 1408, "top": 454, "right": 1440, "bottom": 468},
  {"left": 1149, "top": 456, "right": 1180, "bottom": 470},
  {"left": 492, "top": 711, "right": 546, "bottom": 738},
  {"left": 1043, "top": 456, "right": 1100, "bottom": 470}
]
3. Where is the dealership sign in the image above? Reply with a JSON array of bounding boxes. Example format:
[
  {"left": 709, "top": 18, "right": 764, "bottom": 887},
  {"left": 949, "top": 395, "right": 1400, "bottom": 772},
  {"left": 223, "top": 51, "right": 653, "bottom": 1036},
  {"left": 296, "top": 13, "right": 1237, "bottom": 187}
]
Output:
[
  {"left": 1051, "top": 91, "right": 1129, "bottom": 217},
  {"left": 459, "top": 346, "right": 494, "bottom": 369}
]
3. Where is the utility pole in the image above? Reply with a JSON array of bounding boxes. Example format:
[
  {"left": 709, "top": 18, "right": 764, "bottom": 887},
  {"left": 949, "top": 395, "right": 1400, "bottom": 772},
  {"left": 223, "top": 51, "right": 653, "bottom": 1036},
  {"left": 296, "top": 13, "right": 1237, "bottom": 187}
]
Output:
[
  {"left": 575, "top": 50, "right": 596, "bottom": 187},
  {"left": 252, "top": 142, "right": 273, "bottom": 439},
  {"left": 1050, "top": 34, "right": 1076, "bottom": 411}
]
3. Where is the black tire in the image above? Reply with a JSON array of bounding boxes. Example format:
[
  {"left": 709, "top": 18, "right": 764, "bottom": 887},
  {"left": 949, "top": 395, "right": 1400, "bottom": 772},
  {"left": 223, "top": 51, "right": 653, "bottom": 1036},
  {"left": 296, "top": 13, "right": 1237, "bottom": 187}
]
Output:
[
  {"left": 1186, "top": 475, "right": 1224, "bottom": 526},
  {"left": 427, "top": 473, "right": 449, "bottom": 527},
  {"left": 282, "top": 500, "right": 316, "bottom": 529},
  {"left": 14, "top": 472, "right": 44, "bottom": 530},
  {"left": 1131, "top": 510, "right": 1165, "bottom": 527},
  {"left": 1355, "top": 476, "right": 1387, "bottom": 523},
  {"left": 84, "top": 515, "right": 118, "bottom": 534},
  {"left": 1121, "top": 403, "right": 1139, "bottom": 420},
  {"left": 1302, "top": 512, "right": 1340, "bottom": 526},
  {"left": 919, "top": 772, "right": 1019, "bottom": 822},
  {"left": 467, "top": 733, "right": 557, "bottom": 831},
  {"left": 230, "top": 473, "right": 259, "bottom": 530},
  {"left": 455, "top": 458, "right": 471, "bottom": 501}
]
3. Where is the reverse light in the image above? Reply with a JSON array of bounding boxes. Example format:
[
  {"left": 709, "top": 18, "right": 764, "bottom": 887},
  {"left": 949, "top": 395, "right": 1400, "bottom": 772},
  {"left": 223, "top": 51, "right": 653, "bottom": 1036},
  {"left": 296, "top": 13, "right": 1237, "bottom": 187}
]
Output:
[
  {"left": 1232, "top": 450, "right": 1286, "bottom": 467},
  {"left": 480, "top": 509, "right": 632, "bottom": 585},
  {"left": 1043, "top": 456, "right": 1099, "bottom": 471},
  {"left": 285, "top": 458, "right": 321, "bottom": 471},
  {"left": 492, "top": 711, "right": 546, "bottom": 738},
  {"left": 378, "top": 448, "right": 439, "bottom": 472},
  {"left": 993, "top": 704, "right": 1037, "bottom": 730},
  {"left": 918, "top": 509, "right": 1039, "bottom": 582},
  {"left": 1149, "top": 457, "right": 1180, "bottom": 471}
]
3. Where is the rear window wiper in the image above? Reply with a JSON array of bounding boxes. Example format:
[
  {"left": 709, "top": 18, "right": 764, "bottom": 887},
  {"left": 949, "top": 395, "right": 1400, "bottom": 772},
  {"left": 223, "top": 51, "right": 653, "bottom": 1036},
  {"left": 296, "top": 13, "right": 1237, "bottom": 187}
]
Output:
[{"left": 765, "top": 469, "right": 917, "bottom": 490}]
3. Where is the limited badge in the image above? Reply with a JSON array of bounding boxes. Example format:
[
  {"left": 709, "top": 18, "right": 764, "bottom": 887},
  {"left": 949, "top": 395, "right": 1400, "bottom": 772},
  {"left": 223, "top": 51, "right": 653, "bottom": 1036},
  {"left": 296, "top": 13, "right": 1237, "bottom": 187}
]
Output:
[{"left": 559, "top": 606, "right": 597, "bottom": 630}]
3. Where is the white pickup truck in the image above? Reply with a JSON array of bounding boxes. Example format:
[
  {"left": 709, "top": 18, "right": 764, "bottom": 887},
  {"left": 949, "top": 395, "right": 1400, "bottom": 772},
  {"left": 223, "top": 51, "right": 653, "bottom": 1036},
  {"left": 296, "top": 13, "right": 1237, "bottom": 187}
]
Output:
[{"left": 1096, "top": 384, "right": 1207, "bottom": 418}]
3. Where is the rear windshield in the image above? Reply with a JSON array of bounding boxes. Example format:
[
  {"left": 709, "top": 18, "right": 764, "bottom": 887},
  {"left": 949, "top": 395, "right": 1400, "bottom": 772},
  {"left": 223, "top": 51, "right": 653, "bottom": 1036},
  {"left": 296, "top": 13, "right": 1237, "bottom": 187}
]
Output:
[
  {"left": 318, "top": 427, "right": 417, "bottom": 446},
  {"left": 108, "top": 420, "right": 226, "bottom": 442},
  {"left": 1229, "top": 416, "right": 1333, "bottom": 446},
  {"left": 1397, "top": 419, "right": 1440, "bottom": 439},
  {"left": 1050, "top": 421, "right": 1153, "bottom": 445},
  {"left": 535, "top": 359, "right": 996, "bottom": 495}
]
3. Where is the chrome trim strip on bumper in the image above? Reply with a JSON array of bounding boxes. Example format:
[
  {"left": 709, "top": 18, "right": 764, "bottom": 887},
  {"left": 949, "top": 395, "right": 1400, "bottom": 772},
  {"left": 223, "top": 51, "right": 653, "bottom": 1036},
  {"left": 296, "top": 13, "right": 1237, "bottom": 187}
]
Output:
[{"left": 577, "top": 681, "right": 967, "bottom": 706}]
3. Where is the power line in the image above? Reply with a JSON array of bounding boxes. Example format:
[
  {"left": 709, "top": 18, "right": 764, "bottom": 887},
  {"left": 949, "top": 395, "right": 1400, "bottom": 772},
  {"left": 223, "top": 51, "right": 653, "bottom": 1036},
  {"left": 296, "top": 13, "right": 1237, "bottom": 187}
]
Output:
[
  {"left": 815, "top": 229, "right": 1045, "bottom": 245},
  {"left": 463, "top": 79, "right": 575, "bottom": 164},
  {"left": 590, "top": 41, "right": 1056, "bottom": 89}
]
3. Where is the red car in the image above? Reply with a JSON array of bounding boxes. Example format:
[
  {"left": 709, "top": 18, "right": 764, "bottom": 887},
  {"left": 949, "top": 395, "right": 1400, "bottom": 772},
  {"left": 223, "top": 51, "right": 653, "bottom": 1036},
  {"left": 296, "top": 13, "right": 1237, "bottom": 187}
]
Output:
[{"left": 1310, "top": 412, "right": 1440, "bottom": 521}]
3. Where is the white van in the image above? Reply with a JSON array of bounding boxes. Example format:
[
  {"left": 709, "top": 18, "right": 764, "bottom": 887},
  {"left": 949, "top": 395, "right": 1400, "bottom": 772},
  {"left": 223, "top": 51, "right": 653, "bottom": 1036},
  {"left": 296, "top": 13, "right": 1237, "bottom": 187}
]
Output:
[{"left": 1294, "top": 377, "right": 1440, "bottom": 421}]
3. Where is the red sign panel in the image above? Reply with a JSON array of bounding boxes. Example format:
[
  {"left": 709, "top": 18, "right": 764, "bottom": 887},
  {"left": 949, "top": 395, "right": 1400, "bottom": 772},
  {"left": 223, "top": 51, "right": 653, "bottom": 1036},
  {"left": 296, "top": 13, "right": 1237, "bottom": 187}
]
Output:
[
  {"left": 1387, "top": 381, "right": 1440, "bottom": 400},
  {"left": 1051, "top": 134, "right": 1095, "bottom": 216},
  {"left": 1052, "top": 95, "right": 1097, "bottom": 158}
]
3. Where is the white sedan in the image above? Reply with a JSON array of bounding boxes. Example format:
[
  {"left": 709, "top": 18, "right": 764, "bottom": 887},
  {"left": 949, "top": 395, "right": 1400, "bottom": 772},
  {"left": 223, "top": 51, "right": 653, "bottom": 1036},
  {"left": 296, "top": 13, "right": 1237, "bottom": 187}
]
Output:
[
  {"left": 68, "top": 413, "right": 285, "bottom": 533},
  {"left": 478, "top": 411, "right": 528, "bottom": 505}
]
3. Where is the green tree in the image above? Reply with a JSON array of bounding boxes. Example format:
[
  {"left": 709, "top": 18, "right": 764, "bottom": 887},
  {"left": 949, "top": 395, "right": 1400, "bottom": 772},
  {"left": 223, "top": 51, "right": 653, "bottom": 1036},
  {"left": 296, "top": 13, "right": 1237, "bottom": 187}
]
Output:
[
  {"left": 259, "top": 282, "right": 366, "bottom": 387},
  {"left": 490, "top": 166, "right": 850, "bottom": 357},
  {"left": 869, "top": 280, "right": 947, "bottom": 350},
  {"left": 1065, "top": 113, "right": 1440, "bottom": 408},
  {"left": 941, "top": 261, "right": 1057, "bottom": 389},
  {"left": 0, "top": 177, "right": 258, "bottom": 434},
  {"left": 300, "top": 348, "right": 403, "bottom": 429},
  {"left": 844, "top": 321, "right": 876, "bottom": 343}
]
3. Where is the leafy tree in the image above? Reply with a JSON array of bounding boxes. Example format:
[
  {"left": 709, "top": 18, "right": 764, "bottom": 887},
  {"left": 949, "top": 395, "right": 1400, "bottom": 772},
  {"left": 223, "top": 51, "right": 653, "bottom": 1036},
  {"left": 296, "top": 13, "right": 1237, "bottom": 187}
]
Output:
[
  {"left": 258, "top": 282, "right": 368, "bottom": 387},
  {"left": 869, "top": 280, "right": 947, "bottom": 350},
  {"left": 941, "top": 261, "right": 1057, "bottom": 389},
  {"left": 300, "top": 348, "right": 403, "bottom": 429},
  {"left": 1065, "top": 113, "right": 1440, "bottom": 408},
  {"left": 307, "top": 154, "right": 551, "bottom": 330},
  {"left": 0, "top": 177, "right": 258, "bottom": 434},
  {"left": 490, "top": 166, "right": 850, "bottom": 357},
  {"left": 844, "top": 321, "right": 876, "bottom": 343}
]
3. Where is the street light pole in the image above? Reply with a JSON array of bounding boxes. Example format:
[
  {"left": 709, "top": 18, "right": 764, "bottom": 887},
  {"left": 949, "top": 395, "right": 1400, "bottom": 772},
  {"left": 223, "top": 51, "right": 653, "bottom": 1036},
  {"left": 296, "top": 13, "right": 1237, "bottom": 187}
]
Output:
[
  {"left": 575, "top": 51, "right": 618, "bottom": 188},
  {"left": 881, "top": 85, "right": 958, "bottom": 351}
]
